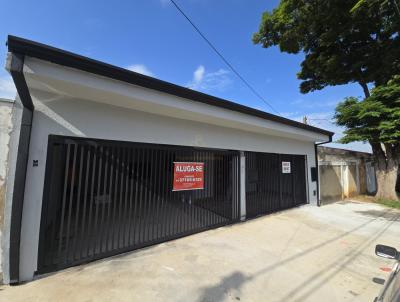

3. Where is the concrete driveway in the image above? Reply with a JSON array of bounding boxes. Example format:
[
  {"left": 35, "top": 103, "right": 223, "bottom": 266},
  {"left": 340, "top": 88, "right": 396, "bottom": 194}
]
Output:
[{"left": 1, "top": 201, "right": 399, "bottom": 302}]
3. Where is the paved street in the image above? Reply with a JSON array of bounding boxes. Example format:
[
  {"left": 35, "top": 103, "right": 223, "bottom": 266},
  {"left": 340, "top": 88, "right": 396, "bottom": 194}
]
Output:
[{"left": 1, "top": 201, "right": 399, "bottom": 302}]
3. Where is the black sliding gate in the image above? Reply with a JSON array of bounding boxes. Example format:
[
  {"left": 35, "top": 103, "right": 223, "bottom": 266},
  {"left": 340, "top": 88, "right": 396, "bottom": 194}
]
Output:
[
  {"left": 38, "top": 136, "right": 240, "bottom": 274},
  {"left": 245, "top": 152, "right": 308, "bottom": 218}
]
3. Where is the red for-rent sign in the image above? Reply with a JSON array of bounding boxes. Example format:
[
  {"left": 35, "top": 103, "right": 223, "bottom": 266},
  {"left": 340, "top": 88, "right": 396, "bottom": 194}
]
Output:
[{"left": 173, "top": 162, "right": 204, "bottom": 191}]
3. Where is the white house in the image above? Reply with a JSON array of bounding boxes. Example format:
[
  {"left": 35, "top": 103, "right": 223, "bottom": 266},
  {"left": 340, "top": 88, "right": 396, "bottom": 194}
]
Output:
[{"left": 2, "top": 35, "right": 332, "bottom": 284}]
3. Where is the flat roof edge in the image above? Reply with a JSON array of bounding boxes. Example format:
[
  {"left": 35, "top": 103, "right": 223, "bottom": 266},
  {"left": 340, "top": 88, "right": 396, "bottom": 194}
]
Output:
[{"left": 7, "top": 35, "right": 334, "bottom": 138}]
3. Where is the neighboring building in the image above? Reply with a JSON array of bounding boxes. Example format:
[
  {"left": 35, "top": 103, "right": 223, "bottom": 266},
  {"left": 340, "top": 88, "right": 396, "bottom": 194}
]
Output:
[
  {"left": 2, "top": 36, "right": 332, "bottom": 284},
  {"left": 0, "top": 98, "right": 14, "bottom": 284},
  {"left": 318, "top": 146, "right": 376, "bottom": 203}
]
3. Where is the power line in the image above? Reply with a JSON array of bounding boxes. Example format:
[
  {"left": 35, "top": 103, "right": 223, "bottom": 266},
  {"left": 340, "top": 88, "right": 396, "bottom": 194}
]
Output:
[{"left": 169, "top": 0, "right": 281, "bottom": 115}]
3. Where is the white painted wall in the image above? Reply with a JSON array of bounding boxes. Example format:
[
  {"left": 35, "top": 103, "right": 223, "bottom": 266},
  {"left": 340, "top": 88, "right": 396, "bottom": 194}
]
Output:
[
  {"left": 0, "top": 99, "right": 13, "bottom": 283},
  {"left": 23, "top": 57, "right": 329, "bottom": 143},
  {"left": 17, "top": 89, "right": 319, "bottom": 281}
]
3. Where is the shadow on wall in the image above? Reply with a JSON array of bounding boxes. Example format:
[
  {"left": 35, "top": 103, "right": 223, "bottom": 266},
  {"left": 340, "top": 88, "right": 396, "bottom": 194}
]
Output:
[
  {"left": 196, "top": 208, "right": 399, "bottom": 302},
  {"left": 319, "top": 165, "right": 342, "bottom": 203}
]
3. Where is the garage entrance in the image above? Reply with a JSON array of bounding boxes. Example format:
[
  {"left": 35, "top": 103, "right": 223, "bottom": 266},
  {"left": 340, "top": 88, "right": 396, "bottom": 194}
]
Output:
[
  {"left": 245, "top": 152, "right": 308, "bottom": 218},
  {"left": 37, "top": 136, "right": 240, "bottom": 274}
]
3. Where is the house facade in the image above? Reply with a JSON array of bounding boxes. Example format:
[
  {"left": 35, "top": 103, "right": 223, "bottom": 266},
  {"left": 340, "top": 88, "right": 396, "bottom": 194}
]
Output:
[{"left": 2, "top": 36, "right": 332, "bottom": 283}]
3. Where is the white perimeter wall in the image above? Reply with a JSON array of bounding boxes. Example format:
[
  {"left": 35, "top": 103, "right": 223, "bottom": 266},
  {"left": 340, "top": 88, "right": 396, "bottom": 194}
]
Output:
[
  {"left": 0, "top": 99, "right": 13, "bottom": 283},
  {"left": 18, "top": 89, "right": 318, "bottom": 281}
]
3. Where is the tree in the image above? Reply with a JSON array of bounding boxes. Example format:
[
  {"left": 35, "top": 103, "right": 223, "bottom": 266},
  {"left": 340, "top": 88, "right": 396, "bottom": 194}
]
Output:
[
  {"left": 253, "top": 0, "right": 400, "bottom": 99},
  {"left": 335, "top": 76, "right": 400, "bottom": 200},
  {"left": 253, "top": 0, "right": 400, "bottom": 200}
]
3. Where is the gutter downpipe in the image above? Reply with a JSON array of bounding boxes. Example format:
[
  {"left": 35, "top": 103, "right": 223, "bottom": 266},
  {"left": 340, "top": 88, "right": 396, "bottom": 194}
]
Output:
[
  {"left": 6, "top": 52, "right": 33, "bottom": 284},
  {"left": 314, "top": 134, "right": 333, "bottom": 206}
]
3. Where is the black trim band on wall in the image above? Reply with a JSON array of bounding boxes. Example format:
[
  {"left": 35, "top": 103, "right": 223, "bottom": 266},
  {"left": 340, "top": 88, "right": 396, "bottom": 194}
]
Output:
[
  {"left": 6, "top": 35, "right": 333, "bottom": 138},
  {"left": 8, "top": 53, "right": 33, "bottom": 283}
]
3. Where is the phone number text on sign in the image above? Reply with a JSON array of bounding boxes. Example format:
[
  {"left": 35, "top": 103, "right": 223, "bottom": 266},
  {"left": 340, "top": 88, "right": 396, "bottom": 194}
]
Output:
[{"left": 173, "top": 162, "right": 204, "bottom": 191}]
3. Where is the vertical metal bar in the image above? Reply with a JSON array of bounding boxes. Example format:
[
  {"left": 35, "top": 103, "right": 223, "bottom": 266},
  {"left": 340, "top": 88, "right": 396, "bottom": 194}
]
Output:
[
  {"left": 158, "top": 149, "right": 166, "bottom": 239},
  {"left": 46, "top": 142, "right": 60, "bottom": 267},
  {"left": 292, "top": 156, "right": 297, "bottom": 206},
  {"left": 118, "top": 146, "right": 127, "bottom": 248},
  {"left": 140, "top": 147, "right": 147, "bottom": 243},
  {"left": 151, "top": 149, "right": 158, "bottom": 241},
  {"left": 211, "top": 152, "right": 220, "bottom": 225},
  {"left": 189, "top": 151, "right": 195, "bottom": 231},
  {"left": 231, "top": 153, "right": 234, "bottom": 221},
  {"left": 149, "top": 148, "right": 155, "bottom": 241},
  {"left": 232, "top": 154, "right": 236, "bottom": 220},
  {"left": 136, "top": 148, "right": 144, "bottom": 245},
  {"left": 111, "top": 146, "right": 121, "bottom": 250},
  {"left": 92, "top": 145, "right": 103, "bottom": 255},
  {"left": 210, "top": 151, "right": 215, "bottom": 226},
  {"left": 179, "top": 151, "right": 183, "bottom": 231},
  {"left": 64, "top": 143, "right": 77, "bottom": 264},
  {"left": 141, "top": 147, "right": 150, "bottom": 244},
  {"left": 71, "top": 144, "right": 84, "bottom": 261},
  {"left": 117, "top": 147, "right": 127, "bottom": 248},
  {"left": 172, "top": 150, "right": 177, "bottom": 234},
  {"left": 133, "top": 148, "right": 142, "bottom": 245},
  {"left": 167, "top": 150, "right": 173, "bottom": 238},
  {"left": 131, "top": 147, "right": 138, "bottom": 246},
  {"left": 208, "top": 151, "right": 212, "bottom": 227},
  {"left": 220, "top": 152, "right": 225, "bottom": 222},
  {"left": 278, "top": 154, "right": 282, "bottom": 209},
  {"left": 81, "top": 145, "right": 92, "bottom": 259},
  {"left": 176, "top": 150, "right": 182, "bottom": 234},
  {"left": 154, "top": 149, "right": 161, "bottom": 240},
  {"left": 164, "top": 149, "right": 170, "bottom": 238},
  {"left": 145, "top": 148, "right": 153, "bottom": 242},
  {"left": 105, "top": 146, "right": 115, "bottom": 251},
  {"left": 122, "top": 147, "right": 131, "bottom": 247},
  {"left": 127, "top": 147, "right": 135, "bottom": 245},
  {"left": 155, "top": 149, "right": 163, "bottom": 240},
  {"left": 105, "top": 146, "right": 114, "bottom": 250},
  {"left": 256, "top": 153, "right": 260, "bottom": 214},
  {"left": 261, "top": 154, "right": 266, "bottom": 214},
  {"left": 56, "top": 143, "right": 71, "bottom": 264},
  {"left": 183, "top": 150, "right": 188, "bottom": 231},
  {"left": 219, "top": 152, "right": 224, "bottom": 223},
  {"left": 98, "top": 146, "right": 109, "bottom": 253},
  {"left": 224, "top": 153, "right": 228, "bottom": 221}
]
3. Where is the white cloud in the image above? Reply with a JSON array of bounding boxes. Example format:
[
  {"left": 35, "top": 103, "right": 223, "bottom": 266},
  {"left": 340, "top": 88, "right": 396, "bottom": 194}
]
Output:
[
  {"left": 126, "top": 64, "right": 154, "bottom": 77},
  {"left": 160, "top": 0, "right": 170, "bottom": 6},
  {"left": 193, "top": 65, "right": 205, "bottom": 84},
  {"left": 0, "top": 75, "right": 16, "bottom": 100},
  {"left": 187, "top": 65, "right": 231, "bottom": 91}
]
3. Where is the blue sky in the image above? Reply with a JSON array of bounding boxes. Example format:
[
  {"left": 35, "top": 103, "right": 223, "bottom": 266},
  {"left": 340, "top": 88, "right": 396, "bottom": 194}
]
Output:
[{"left": 0, "top": 0, "right": 371, "bottom": 152}]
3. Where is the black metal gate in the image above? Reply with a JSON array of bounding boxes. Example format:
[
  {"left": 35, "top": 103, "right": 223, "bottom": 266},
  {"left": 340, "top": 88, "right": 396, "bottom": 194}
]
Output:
[
  {"left": 38, "top": 135, "right": 240, "bottom": 274},
  {"left": 245, "top": 152, "right": 307, "bottom": 218}
]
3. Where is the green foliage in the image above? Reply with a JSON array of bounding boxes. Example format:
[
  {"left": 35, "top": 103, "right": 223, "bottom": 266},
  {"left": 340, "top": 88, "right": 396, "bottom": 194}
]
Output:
[
  {"left": 334, "top": 76, "right": 400, "bottom": 145},
  {"left": 376, "top": 198, "right": 400, "bottom": 208},
  {"left": 253, "top": 0, "right": 400, "bottom": 95}
]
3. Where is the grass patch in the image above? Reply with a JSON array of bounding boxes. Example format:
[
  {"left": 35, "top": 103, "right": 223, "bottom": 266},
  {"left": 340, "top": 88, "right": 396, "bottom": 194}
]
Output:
[
  {"left": 375, "top": 198, "right": 400, "bottom": 209},
  {"left": 350, "top": 194, "right": 400, "bottom": 209}
]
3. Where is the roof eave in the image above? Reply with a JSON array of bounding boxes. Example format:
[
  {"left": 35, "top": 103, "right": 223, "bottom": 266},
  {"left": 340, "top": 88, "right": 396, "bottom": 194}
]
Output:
[{"left": 6, "top": 35, "right": 334, "bottom": 138}]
